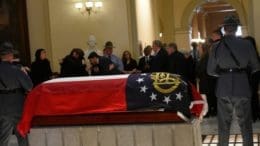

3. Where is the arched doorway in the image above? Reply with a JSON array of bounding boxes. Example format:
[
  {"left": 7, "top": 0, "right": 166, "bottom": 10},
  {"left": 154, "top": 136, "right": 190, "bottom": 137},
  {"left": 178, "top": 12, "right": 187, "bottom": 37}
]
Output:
[
  {"left": 177, "top": 0, "right": 248, "bottom": 51},
  {"left": 190, "top": 1, "right": 244, "bottom": 44},
  {"left": 183, "top": 0, "right": 247, "bottom": 27}
]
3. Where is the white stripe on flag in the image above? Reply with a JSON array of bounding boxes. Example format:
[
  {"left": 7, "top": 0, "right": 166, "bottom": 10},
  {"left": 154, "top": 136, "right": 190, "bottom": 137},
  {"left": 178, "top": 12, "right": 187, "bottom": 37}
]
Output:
[{"left": 44, "top": 74, "right": 130, "bottom": 84}]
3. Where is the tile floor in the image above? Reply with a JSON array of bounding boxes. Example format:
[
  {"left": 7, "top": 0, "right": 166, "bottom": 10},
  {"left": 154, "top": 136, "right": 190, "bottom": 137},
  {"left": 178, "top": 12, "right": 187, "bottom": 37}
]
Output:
[{"left": 201, "top": 115, "right": 260, "bottom": 146}]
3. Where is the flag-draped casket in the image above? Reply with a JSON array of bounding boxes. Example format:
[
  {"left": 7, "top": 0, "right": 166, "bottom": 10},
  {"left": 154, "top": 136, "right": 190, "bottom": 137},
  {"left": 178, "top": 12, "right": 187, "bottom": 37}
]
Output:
[{"left": 17, "top": 72, "right": 205, "bottom": 137}]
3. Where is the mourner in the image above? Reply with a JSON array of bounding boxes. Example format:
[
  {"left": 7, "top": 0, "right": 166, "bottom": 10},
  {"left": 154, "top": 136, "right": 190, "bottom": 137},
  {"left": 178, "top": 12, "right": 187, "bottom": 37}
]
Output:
[
  {"left": 211, "top": 28, "right": 223, "bottom": 43},
  {"left": 30, "top": 48, "right": 52, "bottom": 86},
  {"left": 138, "top": 45, "right": 153, "bottom": 73},
  {"left": 244, "top": 36, "right": 260, "bottom": 121},
  {"left": 207, "top": 15, "right": 260, "bottom": 146},
  {"left": 196, "top": 43, "right": 217, "bottom": 116},
  {"left": 60, "top": 48, "right": 88, "bottom": 77},
  {"left": 103, "top": 41, "right": 124, "bottom": 73},
  {"left": 166, "top": 42, "right": 188, "bottom": 79},
  {"left": 88, "top": 52, "right": 121, "bottom": 75},
  {"left": 121, "top": 50, "right": 138, "bottom": 74},
  {"left": 150, "top": 40, "right": 168, "bottom": 72}
]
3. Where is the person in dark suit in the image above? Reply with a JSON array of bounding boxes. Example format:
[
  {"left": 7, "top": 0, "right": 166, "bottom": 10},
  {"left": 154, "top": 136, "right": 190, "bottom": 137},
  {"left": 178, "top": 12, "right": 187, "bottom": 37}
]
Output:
[
  {"left": 211, "top": 28, "right": 223, "bottom": 43},
  {"left": 0, "top": 43, "right": 33, "bottom": 146},
  {"left": 138, "top": 45, "right": 153, "bottom": 73},
  {"left": 196, "top": 43, "right": 217, "bottom": 116},
  {"left": 150, "top": 40, "right": 168, "bottom": 72},
  {"left": 122, "top": 50, "right": 137, "bottom": 74},
  {"left": 166, "top": 43, "right": 187, "bottom": 78},
  {"left": 207, "top": 15, "right": 260, "bottom": 146},
  {"left": 30, "top": 48, "right": 52, "bottom": 86},
  {"left": 244, "top": 36, "right": 260, "bottom": 121},
  {"left": 183, "top": 51, "right": 196, "bottom": 85},
  {"left": 191, "top": 42, "right": 199, "bottom": 62},
  {"left": 88, "top": 52, "right": 120, "bottom": 76},
  {"left": 60, "top": 48, "right": 88, "bottom": 77}
]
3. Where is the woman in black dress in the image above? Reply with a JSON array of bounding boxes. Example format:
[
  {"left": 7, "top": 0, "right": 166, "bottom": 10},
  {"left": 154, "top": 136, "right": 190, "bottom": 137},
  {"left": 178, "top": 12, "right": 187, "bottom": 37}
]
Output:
[
  {"left": 122, "top": 50, "right": 137, "bottom": 74},
  {"left": 30, "top": 48, "right": 52, "bottom": 86}
]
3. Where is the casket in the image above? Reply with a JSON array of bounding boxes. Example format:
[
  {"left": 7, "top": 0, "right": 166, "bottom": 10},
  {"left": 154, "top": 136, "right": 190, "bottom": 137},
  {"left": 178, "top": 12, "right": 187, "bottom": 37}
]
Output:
[{"left": 17, "top": 72, "right": 205, "bottom": 140}]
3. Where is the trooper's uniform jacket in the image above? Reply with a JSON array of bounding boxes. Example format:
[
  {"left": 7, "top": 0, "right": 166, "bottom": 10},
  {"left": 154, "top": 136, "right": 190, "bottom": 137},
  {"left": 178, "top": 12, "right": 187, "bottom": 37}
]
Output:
[
  {"left": 0, "top": 61, "right": 33, "bottom": 119},
  {"left": 207, "top": 35, "right": 260, "bottom": 98}
]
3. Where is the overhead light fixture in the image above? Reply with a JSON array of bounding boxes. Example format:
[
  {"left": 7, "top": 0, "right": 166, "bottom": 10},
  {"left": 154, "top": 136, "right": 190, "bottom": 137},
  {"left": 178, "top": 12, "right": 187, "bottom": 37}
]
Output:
[
  {"left": 205, "top": 0, "right": 219, "bottom": 3},
  {"left": 74, "top": 1, "right": 103, "bottom": 16}
]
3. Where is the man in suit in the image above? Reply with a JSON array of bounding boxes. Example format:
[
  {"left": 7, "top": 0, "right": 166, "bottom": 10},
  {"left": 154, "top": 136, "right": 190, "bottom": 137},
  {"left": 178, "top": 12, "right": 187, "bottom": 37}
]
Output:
[
  {"left": 207, "top": 15, "right": 260, "bottom": 146},
  {"left": 191, "top": 42, "right": 199, "bottom": 62},
  {"left": 0, "top": 43, "right": 33, "bottom": 146},
  {"left": 166, "top": 42, "right": 188, "bottom": 79},
  {"left": 88, "top": 52, "right": 120, "bottom": 76},
  {"left": 150, "top": 40, "right": 168, "bottom": 72},
  {"left": 138, "top": 45, "right": 153, "bottom": 73}
]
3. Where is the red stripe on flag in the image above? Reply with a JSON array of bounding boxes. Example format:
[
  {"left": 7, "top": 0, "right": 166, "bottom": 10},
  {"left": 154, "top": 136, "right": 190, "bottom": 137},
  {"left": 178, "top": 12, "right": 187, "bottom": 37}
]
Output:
[{"left": 17, "top": 78, "right": 127, "bottom": 137}]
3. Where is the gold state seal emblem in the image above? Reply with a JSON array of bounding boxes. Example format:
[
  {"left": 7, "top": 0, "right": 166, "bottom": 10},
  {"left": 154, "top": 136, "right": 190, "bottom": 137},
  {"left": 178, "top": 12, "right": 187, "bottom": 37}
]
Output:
[{"left": 151, "top": 72, "right": 181, "bottom": 94}]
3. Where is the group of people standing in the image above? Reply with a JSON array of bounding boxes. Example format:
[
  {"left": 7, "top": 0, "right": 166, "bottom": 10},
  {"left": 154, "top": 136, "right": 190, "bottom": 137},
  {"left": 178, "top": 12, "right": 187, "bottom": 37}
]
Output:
[{"left": 58, "top": 39, "right": 197, "bottom": 81}]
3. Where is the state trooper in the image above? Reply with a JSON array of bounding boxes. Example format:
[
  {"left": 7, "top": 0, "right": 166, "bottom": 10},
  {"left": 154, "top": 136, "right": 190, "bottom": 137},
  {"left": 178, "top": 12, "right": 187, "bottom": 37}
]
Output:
[
  {"left": 207, "top": 15, "right": 260, "bottom": 146},
  {"left": 0, "top": 43, "right": 33, "bottom": 146}
]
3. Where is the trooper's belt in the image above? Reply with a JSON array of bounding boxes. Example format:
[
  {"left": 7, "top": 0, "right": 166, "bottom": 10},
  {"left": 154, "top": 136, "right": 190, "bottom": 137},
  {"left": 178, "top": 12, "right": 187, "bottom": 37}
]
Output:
[
  {"left": 0, "top": 88, "right": 23, "bottom": 94},
  {"left": 219, "top": 68, "right": 247, "bottom": 73}
]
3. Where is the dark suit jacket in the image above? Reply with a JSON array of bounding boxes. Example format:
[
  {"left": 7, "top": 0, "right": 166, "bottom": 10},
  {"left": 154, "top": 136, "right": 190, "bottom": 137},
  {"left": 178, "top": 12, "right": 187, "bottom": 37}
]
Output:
[
  {"left": 167, "top": 51, "right": 187, "bottom": 78},
  {"left": 0, "top": 61, "right": 33, "bottom": 118},
  {"left": 151, "top": 48, "right": 168, "bottom": 72},
  {"left": 138, "top": 56, "right": 153, "bottom": 73}
]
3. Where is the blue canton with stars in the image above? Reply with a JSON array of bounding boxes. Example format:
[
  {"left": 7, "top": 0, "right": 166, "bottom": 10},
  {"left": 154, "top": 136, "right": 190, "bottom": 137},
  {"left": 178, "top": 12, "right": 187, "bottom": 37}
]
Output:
[{"left": 126, "top": 73, "right": 192, "bottom": 118}]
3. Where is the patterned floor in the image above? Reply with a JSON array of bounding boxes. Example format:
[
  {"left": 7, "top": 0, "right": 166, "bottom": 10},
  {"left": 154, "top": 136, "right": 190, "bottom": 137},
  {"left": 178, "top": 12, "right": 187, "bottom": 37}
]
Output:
[
  {"left": 201, "top": 116, "right": 260, "bottom": 135},
  {"left": 202, "top": 134, "right": 260, "bottom": 146}
]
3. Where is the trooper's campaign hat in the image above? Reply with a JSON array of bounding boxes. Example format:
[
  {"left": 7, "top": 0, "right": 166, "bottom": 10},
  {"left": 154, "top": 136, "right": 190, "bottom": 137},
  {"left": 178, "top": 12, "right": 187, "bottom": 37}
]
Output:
[
  {"left": 222, "top": 15, "right": 240, "bottom": 26},
  {"left": 0, "top": 42, "right": 17, "bottom": 56}
]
